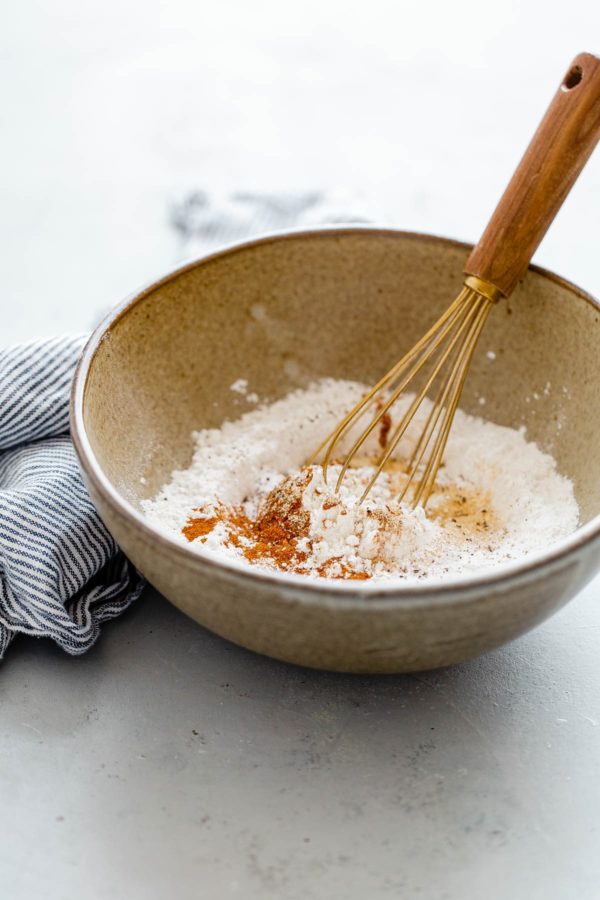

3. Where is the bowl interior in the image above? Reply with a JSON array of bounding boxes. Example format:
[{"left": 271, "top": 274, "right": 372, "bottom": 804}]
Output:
[{"left": 82, "top": 229, "right": 600, "bottom": 527}]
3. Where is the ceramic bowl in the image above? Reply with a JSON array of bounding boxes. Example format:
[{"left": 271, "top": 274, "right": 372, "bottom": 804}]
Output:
[{"left": 71, "top": 227, "right": 600, "bottom": 673}]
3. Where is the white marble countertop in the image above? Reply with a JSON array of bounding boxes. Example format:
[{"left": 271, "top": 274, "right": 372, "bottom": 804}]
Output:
[
  {"left": 2, "top": 2, "right": 600, "bottom": 897},
  {"left": 3, "top": 585, "right": 600, "bottom": 899}
]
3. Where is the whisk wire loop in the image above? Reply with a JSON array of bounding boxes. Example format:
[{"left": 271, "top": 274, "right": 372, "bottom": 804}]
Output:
[
  {"left": 410, "top": 298, "right": 492, "bottom": 506},
  {"left": 400, "top": 299, "right": 486, "bottom": 505},
  {"left": 356, "top": 291, "right": 485, "bottom": 502},
  {"left": 335, "top": 293, "right": 475, "bottom": 495},
  {"left": 308, "top": 287, "right": 471, "bottom": 479},
  {"left": 312, "top": 283, "right": 496, "bottom": 507}
]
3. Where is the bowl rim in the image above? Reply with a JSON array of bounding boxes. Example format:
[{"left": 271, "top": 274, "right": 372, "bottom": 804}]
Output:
[{"left": 71, "top": 224, "right": 600, "bottom": 600}]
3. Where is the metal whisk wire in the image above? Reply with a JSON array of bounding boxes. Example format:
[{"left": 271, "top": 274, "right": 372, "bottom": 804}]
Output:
[{"left": 310, "top": 283, "right": 495, "bottom": 508}]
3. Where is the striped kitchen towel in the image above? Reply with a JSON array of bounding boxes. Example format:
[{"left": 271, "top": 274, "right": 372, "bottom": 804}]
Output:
[{"left": 0, "top": 335, "right": 145, "bottom": 658}]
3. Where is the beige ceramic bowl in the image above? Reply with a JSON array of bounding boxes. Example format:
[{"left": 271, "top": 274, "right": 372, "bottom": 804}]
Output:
[{"left": 71, "top": 228, "right": 600, "bottom": 673}]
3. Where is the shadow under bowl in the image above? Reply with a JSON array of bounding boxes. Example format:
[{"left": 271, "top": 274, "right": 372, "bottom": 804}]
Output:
[{"left": 71, "top": 227, "right": 600, "bottom": 673}]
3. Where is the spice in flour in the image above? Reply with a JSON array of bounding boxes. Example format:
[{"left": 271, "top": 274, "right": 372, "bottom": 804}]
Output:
[{"left": 142, "top": 379, "right": 579, "bottom": 582}]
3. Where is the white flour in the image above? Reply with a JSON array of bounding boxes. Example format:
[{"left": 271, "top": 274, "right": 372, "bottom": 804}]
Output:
[{"left": 142, "top": 379, "right": 579, "bottom": 581}]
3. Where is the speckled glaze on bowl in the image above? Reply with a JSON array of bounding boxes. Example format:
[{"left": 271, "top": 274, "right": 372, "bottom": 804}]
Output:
[{"left": 71, "top": 228, "right": 600, "bottom": 673}]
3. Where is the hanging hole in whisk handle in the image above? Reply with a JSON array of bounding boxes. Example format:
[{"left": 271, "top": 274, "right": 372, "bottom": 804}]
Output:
[{"left": 562, "top": 64, "right": 583, "bottom": 91}]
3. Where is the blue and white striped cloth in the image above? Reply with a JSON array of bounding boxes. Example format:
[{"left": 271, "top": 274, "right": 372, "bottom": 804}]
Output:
[{"left": 0, "top": 336, "right": 144, "bottom": 658}]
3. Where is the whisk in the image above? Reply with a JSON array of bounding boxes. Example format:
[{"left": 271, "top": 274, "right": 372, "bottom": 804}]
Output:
[{"left": 313, "top": 52, "right": 600, "bottom": 508}]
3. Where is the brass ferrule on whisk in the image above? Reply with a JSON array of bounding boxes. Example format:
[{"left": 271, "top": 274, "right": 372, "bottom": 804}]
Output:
[{"left": 463, "top": 275, "right": 504, "bottom": 304}]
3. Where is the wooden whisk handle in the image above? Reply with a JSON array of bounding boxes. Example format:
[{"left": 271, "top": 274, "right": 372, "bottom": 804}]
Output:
[{"left": 464, "top": 52, "right": 600, "bottom": 297}]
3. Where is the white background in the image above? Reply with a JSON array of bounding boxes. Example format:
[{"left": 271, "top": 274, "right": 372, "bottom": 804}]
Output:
[{"left": 2, "top": 0, "right": 600, "bottom": 343}]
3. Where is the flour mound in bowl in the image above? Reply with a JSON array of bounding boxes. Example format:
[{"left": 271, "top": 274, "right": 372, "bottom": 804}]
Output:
[{"left": 142, "top": 379, "right": 579, "bottom": 582}]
